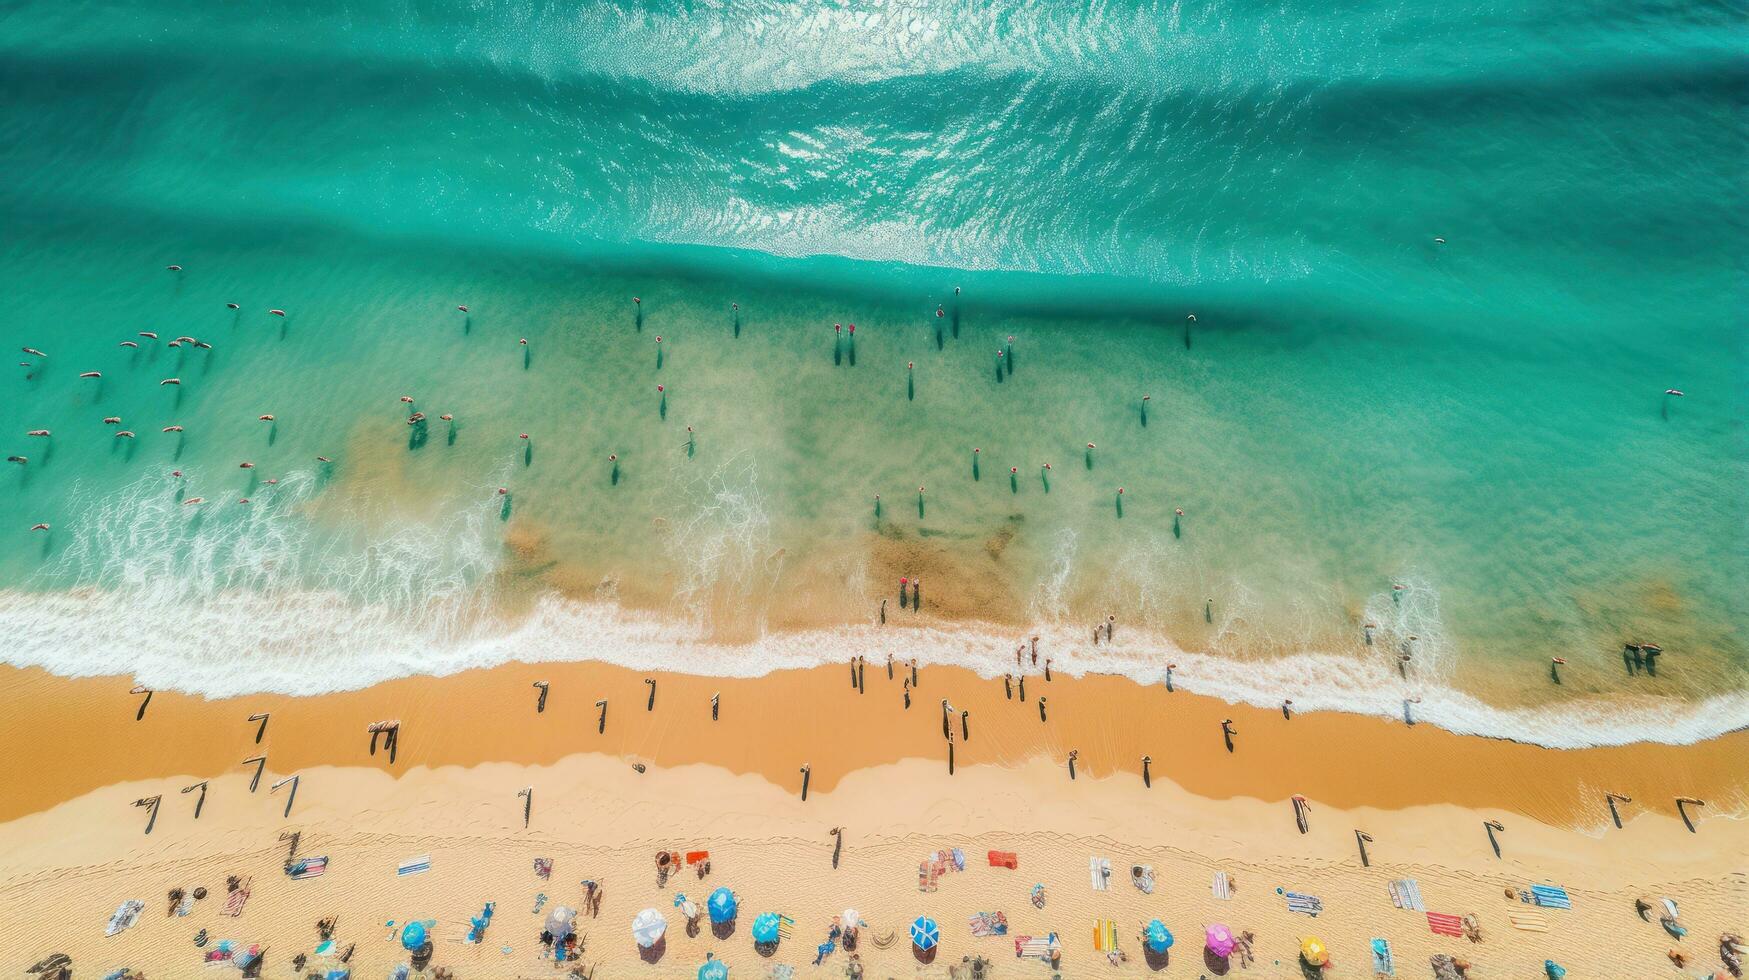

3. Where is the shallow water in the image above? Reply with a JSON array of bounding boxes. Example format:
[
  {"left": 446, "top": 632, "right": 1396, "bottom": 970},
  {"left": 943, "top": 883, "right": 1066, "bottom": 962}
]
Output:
[{"left": 1, "top": 0, "right": 1744, "bottom": 744}]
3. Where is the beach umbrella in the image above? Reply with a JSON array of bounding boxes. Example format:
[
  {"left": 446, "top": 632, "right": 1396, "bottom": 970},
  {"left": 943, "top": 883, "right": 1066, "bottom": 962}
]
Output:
[
  {"left": 697, "top": 960, "right": 729, "bottom": 980},
  {"left": 545, "top": 905, "right": 577, "bottom": 941},
  {"left": 399, "top": 921, "right": 427, "bottom": 951},
  {"left": 910, "top": 916, "right": 940, "bottom": 951},
  {"left": 632, "top": 908, "right": 667, "bottom": 948},
  {"left": 1544, "top": 961, "right": 1567, "bottom": 980},
  {"left": 1144, "top": 920, "right": 1174, "bottom": 954},
  {"left": 751, "top": 912, "right": 781, "bottom": 944},
  {"left": 840, "top": 909, "right": 861, "bottom": 930},
  {"left": 1205, "top": 923, "right": 1235, "bottom": 958},
  {"left": 1300, "top": 935, "right": 1329, "bottom": 966},
  {"left": 708, "top": 888, "right": 737, "bottom": 924}
]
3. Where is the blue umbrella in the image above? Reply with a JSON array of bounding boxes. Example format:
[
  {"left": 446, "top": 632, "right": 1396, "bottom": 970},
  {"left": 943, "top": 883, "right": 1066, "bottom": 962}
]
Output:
[
  {"left": 1145, "top": 920, "right": 1174, "bottom": 954},
  {"left": 697, "top": 960, "right": 729, "bottom": 980},
  {"left": 751, "top": 912, "right": 781, "bottom": 944},
  {"left": 910, "top": 916, "right": 940, "bottom": 951},
  {"left": 708, "top": 888, "right": 737, "bottom": 924},
  {"left": 400, "top": 920, "right": 427, "bottom": 951}
]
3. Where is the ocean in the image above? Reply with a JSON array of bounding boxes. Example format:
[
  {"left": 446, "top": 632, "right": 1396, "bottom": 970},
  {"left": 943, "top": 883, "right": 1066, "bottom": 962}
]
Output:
[{"left": 1, "top": 0, "right": 1744, "bottom": 747}]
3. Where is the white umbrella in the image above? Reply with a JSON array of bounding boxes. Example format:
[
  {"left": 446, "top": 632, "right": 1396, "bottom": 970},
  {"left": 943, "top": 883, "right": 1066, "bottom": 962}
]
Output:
[
  {"left": 545, "top": 905, "right": 577, "bottom": 941},
  {"left": 841, "top": 909, "right": 861, "bottom": 930},
  {"left": 632, "top": 907, "right": 668, "bottom": 948}
]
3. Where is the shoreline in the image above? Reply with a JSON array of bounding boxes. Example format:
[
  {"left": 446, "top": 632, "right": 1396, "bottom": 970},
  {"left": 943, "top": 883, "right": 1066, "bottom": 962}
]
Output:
[
  {"left": 4, "top": 659, "right": 1746, "bottom": 829},
  {"left": 7, "top": 587, "right": 1747, "bottom": 751}
]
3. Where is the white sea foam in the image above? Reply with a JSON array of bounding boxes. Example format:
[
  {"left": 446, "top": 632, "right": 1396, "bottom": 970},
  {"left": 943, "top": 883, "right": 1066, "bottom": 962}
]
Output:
[
  {"left": 6, "top": 577, "right": 1749, "bottom": 750},
  {"left": 4, "top": 471, "right": 1745, "bottom": 750}
]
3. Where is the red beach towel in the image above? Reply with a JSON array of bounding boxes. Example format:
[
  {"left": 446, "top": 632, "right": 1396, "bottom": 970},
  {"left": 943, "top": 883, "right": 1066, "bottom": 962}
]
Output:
[
  {"left": 1427, "top": 912, "right": 1463, "bottom": 937},
  {"left": 988, "top": 851, "right": 1018, "bottom": 869}
]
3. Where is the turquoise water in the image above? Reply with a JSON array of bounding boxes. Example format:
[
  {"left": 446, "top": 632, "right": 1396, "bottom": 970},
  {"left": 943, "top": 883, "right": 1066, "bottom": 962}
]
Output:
[{"left": 1, "top": 0, "right": 1744, "bottom": 743}]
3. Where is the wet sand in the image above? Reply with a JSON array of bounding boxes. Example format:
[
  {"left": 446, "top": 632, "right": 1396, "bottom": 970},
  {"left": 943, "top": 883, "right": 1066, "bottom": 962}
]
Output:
[{"left": 1, "top": 660, "right": 1746, "bottom": 829}]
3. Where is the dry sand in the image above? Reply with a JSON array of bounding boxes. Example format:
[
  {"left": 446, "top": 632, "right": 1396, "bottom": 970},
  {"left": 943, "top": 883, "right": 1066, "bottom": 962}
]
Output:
[{"left": 1, "top": 661, "right": 1744, "bottom": 978}]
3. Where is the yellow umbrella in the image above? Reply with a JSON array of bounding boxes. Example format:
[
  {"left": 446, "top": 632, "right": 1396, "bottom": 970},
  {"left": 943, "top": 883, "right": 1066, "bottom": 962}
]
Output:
[{"left": 1300, "top": 936, "right": 1329, "bottom": 966}]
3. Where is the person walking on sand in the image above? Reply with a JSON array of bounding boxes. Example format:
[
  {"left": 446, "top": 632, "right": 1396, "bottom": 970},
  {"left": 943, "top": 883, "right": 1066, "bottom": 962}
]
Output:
[
  {"left": 1004, "top": 673, "right": 1013, "bottom": 699},
  {"left": 886, "top": 653, "right": 893, "bottom": 680},
  {"left": 902, "top": 679, "right": 911, "bottom": 710},
  {"left": 1221, "top": 718, "right": 1237, "bottom": 753}
]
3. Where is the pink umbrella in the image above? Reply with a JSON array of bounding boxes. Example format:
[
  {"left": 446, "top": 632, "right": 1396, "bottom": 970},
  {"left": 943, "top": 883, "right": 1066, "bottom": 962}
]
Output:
[{"left": 1205, "top": 923, "right": 1236, "bottom": 958}]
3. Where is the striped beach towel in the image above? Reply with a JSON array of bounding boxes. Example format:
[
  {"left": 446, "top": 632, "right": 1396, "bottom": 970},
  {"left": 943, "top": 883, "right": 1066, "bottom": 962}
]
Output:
[
  {"left": 285, "top": 856, "right": 327, "bottom": 880},
  {"left": 1427, "top": 912, "right": 1464, "bottom": 937},
  {"left": 1285, "top": 892, "right": 1323, "bottom": 916},
  {"left": 1530, "top": 885, "right": 1571, "bottom": 910},
  {"left": 1092, "top": 919, "right": 1118, "bottom": 952},
  {"left": 223, "top": 878, "right": 251, "bottom": 917},
  {"left": 1211, "top": 871, "right": 1233, "bottom": 900},
  {"left": 1388, "top": 879, "right": 1425, "bottom": 911},
  {"left": 1089, "top": 857, "right": 1112, "bottom": 891},
  {"left": 1508, "top": 910, "right": 1549, "bottom": 932},
  {"left": 1015, "top": 934, "right": 1059, "bottom": 960},
  {"left": 777, "top": 914, "right": 796, "bottom": 940},
  {"left": 397, "top": 855, "right": 431, "bottom": 877}
]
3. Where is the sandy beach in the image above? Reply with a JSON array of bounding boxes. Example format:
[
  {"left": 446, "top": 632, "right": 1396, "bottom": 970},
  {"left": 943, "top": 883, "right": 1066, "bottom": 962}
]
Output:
[{"left": 2, "top": 661, "right": 1744, "bottom": 977}]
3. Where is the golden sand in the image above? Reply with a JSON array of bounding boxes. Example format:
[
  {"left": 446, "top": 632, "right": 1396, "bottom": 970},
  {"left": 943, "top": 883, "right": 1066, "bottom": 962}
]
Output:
[{"left": 1, "top": 662, "right": 1744, "bottom": 976}]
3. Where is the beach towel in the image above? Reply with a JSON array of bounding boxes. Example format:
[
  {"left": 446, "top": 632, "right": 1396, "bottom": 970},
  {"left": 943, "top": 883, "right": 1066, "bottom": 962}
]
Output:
[
  {"left": 223, "top": 879, "right": 251, "bottom": 917},
  {"left": 686, "top": 851, "right": 710, "bottom": 865},
  {"left": 918, "top": 858, "right": 940, "bottom": 892},
  {"left": 1285, "top": 891, "right": 1323, "bottom": 916},
  {"left": 1211, "top": 871, "right": 1233, "bottom": 900},
  {"left": 533, "top": 858, "right": 552, "bottom": 880},
  {"left": 1530, "top": 885, "right": 1571, "bottom": 910},
  {"left": 1427, "top": 912, "right": 1464, "bottom": 937},
  {"left": 1089, "top": 856, "right": 1112, "bottom": 891},
  {"left": 286, "top": 856, "right": 327, "bottom": 880},
  {"left": 1092, "top": 918, "right": 1118, "bottom": 952},
  {"left": 176, "top": 890, "right": 195, "bottom": 916},
  {"left": 1014, "top": 933, "right": 1061, "bottom": 961},
  {"left": 105, "top": 900, "right": 144, "bottom": 937},
  {"left": 1370, "top": 937, "right": 1394, "bottom": 976},
  {"left": 1131, "top": 864, "right": 1155, "bottom": 894},
  {"left": 1389, "top": 879, "right": 1425, "bottom": 911},
  {"left": 988, "top": 850, "right": 1018, "bottom": 869},
  {"left": 951, "top": 848, "right": 966, "bottom": 871},
  {"left": 777, "top": 914, "right": 795, "bottom": 940},
  {"left": 968, "top": 912, "right": 1009, "bottom": 937},
  {"left": 1508, "top": 910, "right": 1548, "bottom": 932},
  {"left": 397, "top": 855, "right": 431, "bottom": 877}
]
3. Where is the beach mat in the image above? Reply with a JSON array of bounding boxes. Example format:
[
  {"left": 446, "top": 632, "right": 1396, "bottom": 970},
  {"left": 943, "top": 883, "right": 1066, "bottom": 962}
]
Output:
[
  {"left": 1089, "top": 857, "right": 1111, "bottom": 891},
  {"left": 1092, "top": 919, "right": 1118, "bottom": 952},
  {"left": 1211, "top": 871, "right": 1233, "bottom": 900},
  {"left": 1389, "top": 879, "right": 1425, "bottom": 911},
  {"left": 397, "top": 855, "right": 431, "bottom": 877},
  {"left": 105, "top": 900, "right": 144, "bottom": 937},
  {"left": 1370, "top": 937, "right": 1394, "bottom": 976},
  {"left": 1285, "top": 891, "right": 1323, "bottom": 916},
  {"left": 968, "top": 912, "right": 1009, "bottom": 937},
  {"left": 1530, "top": 885, "right": 1571, "bottom": 910},
  {"left": 1508, "top": 910, "right": 1549, "bottom": 932},
  {"left": 1427, "top": 912, "right": 1463, "bottom": 937},
  {"left": 286, "top": 856, "right": 327, "bottom": 880}
]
